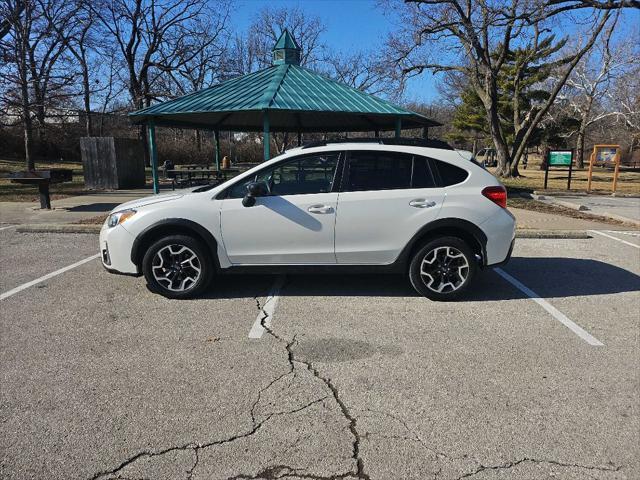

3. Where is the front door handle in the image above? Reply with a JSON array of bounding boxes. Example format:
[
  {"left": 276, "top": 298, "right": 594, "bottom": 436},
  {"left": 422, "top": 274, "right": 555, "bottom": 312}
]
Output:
[
  {"left": 409, "top": 199, "right": 437, "bottom": 208},
  {"left": 308, "top": 204, "right": 334, "bottom": 214}
]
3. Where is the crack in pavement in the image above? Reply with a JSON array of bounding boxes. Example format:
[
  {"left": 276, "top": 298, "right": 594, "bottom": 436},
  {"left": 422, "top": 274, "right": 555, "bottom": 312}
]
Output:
[
  {"left": 90, "top": 294, "right": 327, "bottom": 480},
  {"left": 456, "top": 458, "right": 622, "bottom": 479},
  {"left": 254, "top": 282, "right": 371, "bottom": 480},
  {"left": 90, "top": 394, "right": 327, "bottom": 480},
  {"left": 359, "top": 408, "right": 623, "bottom": 480}
]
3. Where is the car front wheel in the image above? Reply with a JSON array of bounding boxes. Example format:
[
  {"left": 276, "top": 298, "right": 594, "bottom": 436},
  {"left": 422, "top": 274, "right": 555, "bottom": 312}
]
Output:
[
  {"left": 409, "top": 236, "right": 477, "bottom": 301},
  {"left": 142, "top": 235, "right": 212, "bottom": 299}
]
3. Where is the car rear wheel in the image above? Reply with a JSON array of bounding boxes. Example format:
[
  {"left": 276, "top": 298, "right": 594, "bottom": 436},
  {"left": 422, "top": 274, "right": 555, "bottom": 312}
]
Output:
[
  {"left": 409, "top": 236, "right": 477, "bottom": 301},
  {"left": 142, "top": 235, "right": 212, "bottom": 299}
]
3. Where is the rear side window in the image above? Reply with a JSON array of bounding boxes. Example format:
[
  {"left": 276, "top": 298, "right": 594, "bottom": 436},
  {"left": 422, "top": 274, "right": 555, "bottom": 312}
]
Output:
[
  {"left": 412, "top": 156, "right": 437, "bottom": 188},
  {"left": 434, "top": 160, "right": 469, "bottom": 186},
  {"left": 346, "top": 151, "right": 413, "bottom": 191}
]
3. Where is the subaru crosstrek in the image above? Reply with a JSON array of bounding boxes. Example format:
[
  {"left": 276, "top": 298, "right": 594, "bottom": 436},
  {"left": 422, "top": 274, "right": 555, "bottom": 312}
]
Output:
[{"left": 100, "top": 140, "right": 515, "bottom": 301}]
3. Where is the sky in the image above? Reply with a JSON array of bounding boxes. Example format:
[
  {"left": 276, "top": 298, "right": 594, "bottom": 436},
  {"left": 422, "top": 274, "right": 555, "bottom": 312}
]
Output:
[{"left": 232, "top": 0, "right": 440, "bottom": 103}]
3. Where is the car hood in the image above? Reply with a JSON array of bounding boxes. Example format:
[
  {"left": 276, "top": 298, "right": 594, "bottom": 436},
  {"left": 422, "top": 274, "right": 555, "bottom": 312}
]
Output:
[{"left": 111, "top": 192, "right": 185, "bottom": 212}]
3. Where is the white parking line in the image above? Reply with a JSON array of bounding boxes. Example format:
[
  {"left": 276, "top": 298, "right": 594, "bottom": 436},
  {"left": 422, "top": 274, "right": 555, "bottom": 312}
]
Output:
[
  {"left": 248, "top": 275, "right": 285, "bottom": 339},
  {"left": 495, "top": 268, "right": 604, "bottom": 346},
  {"left": 0, "top": 254, "right": 100, "bottom": 301},
  {"left": 589, "top": 230, "right": 640, "bottom": 249},
  {"left": 0, "top": 225, "right": 16, "bottom": 231}
]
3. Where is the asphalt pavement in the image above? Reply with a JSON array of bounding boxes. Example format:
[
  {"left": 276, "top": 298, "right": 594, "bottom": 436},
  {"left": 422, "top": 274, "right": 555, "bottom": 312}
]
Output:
[{"left": 0, "top": 228, "right": 638, "bottom": 479}]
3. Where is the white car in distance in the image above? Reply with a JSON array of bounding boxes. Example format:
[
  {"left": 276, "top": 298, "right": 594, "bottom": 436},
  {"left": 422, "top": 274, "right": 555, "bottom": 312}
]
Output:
[{"left": 100, "top": 139, "right": 515, "bottom": 301}]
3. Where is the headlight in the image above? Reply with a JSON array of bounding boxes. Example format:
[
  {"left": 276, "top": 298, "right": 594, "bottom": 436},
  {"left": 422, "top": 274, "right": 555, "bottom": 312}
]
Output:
[{"left": 107, "top": 209, "right": 137, "bottom": 228}]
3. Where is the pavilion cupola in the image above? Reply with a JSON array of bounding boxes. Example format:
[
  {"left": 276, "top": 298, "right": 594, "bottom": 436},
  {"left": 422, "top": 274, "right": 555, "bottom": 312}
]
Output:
[{"left": 272, "top": 29, "right": 301, "bottom": 65}]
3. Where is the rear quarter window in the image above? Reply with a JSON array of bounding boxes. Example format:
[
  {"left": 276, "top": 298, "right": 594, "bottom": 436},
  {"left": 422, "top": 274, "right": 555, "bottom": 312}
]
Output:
[{"left": 434, "top": 160, "right": 469, "bottom": 186}]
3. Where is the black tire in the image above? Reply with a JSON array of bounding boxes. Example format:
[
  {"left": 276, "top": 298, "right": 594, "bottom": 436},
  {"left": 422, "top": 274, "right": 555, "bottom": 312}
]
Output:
[
  {"left": 409, "top": 236, "right": 477, "bottom": 301},
  {"left": 142, "top": 234, "right": 213, "bottom": 299}
]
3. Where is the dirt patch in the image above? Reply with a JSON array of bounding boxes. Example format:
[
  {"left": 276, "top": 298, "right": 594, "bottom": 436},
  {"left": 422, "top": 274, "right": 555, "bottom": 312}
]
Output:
[
  {"left": 73, "top": 214, "right": 108, "bottom": 225},
  {"left": 507, "top": 197, "right": 630, "bottom": 226}
]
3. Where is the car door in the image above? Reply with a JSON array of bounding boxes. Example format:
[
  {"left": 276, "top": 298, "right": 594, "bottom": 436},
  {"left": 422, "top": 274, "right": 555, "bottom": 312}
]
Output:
[
  {"left": 220, "top": 152, "right": 341, "bottom": 264},
  {"left": 334, "top": 150, "right": 445, "bottom": 264}
]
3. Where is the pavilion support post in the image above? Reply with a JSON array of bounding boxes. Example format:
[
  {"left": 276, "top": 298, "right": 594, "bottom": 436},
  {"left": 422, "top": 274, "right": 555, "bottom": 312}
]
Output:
[
  {"left": 147, "top": 121, "right": 159, "bottom": 194},
  {"left": 395, "top": 118, "right": 402, "bottom": 139},
  {"left": 214, "top": 130, "right": 221, "bottom": 170},
  {"left": 422, "top": 127, "right": 429, "bottom": 139},
  {"left": 297, "top": 130, "right": 302, "bottom": 146},
  {"left": 263, "top": 112, "right": 270, "bottom": 161}
]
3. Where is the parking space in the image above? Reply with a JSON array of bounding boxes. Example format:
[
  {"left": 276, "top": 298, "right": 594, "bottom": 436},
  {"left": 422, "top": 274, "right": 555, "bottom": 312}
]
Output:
[{"left": 0, "top": 230, "right": 638, "bottom": 479}]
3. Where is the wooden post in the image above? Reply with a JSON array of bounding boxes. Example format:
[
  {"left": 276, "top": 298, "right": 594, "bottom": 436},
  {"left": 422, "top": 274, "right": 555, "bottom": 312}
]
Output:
[
  {"left": 263, "top": 112, "right": 270, "bottom": 161},
  {"left": 214, "top": 130, "right": 221, "bottom": 170},
  {"left": 395, "top": 118, "right": 401, "bottom": 139},
  {"left": 148, "top": 121, "right": 159, "bottom": 194},
  {"left": 612, "top": 151, "right": 621, "bottom": 193},
  {"left": 543, "top": 150, "right": 550, "bottom": 190},
  {"left": 567, "top": 150, "right": 574, "bottom": 190},
  {"left": 586, "top": 148, "right": 595, "bottom": 192}
]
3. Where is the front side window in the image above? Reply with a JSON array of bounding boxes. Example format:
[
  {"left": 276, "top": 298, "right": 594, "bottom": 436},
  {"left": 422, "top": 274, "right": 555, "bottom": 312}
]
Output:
[
  {"left": 346, "top": 151, "right": 413, "bottom": 192},
  {"left": 227, "top": 153, "right": 340, "bottom": 198}
]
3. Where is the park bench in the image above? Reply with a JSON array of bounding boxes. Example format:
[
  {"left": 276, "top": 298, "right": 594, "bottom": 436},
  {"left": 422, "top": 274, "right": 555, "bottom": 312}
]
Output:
[{"left": 8, "top": 169, "right": 73, "bottom": 209}]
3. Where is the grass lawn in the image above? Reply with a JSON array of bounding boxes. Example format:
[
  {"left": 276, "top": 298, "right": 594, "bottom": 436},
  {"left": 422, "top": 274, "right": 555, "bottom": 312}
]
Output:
[
  {"left": 493, "top": 162, "right": 640, "bottom": 195},
  {"left": 0, "top": 158, "right": 87, "bottom": 202}
]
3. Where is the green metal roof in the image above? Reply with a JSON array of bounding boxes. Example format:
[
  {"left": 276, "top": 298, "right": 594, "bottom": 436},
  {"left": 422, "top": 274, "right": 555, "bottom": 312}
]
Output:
[
  {"left": 129, "top": 64, "right": 440, "bottom": 132},
  {"left": 273, "top": 29, "right": 300, "bottom": 51}
]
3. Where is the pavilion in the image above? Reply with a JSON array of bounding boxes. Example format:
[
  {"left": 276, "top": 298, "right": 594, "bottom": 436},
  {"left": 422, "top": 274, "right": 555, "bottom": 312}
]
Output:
[{"left": 129, "top": 30, "right": 440, "bottom": 193}]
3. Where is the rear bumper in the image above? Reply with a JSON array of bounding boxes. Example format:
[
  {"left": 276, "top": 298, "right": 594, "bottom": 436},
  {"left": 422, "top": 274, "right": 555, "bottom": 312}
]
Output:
[
  {"left": 479, "top": 209, "right": 516, "bottom": 266},
  {"left": 491, "top": 238, "right": 514, "bottom": 267}
]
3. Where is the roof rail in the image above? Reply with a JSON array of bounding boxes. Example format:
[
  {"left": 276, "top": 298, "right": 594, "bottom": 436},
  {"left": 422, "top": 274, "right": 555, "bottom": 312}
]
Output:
[{"left": 301, "top": 137, "right": 453, "bottom": 150}]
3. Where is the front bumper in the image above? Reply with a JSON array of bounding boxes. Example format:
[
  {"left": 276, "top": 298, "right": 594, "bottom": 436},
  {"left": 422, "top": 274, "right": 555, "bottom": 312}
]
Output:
[{"left": 99, "top": 223, "right": 140, "bottom": 275}]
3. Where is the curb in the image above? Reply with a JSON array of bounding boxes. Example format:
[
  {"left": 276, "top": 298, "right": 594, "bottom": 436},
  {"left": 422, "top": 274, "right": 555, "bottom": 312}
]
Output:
[
  {"left": 15, "top": 224, "right": 590, "bottom": 240},
  {"left": 533, "top": 190, "right": 640, "bottom": 199},
  {"left": 16, "top": 224, "right": 102, "bottom": 234},
  {"left": 548, "top": 199, "right": 590, "bottom": 211},
  {"left": 515, "top": 230, "right": 590, "bottom": 239}
]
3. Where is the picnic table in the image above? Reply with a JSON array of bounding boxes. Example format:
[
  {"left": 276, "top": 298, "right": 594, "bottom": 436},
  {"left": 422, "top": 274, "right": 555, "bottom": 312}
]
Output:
[{"left": 165, "top": 168, "right": 239, "bottom": 190}]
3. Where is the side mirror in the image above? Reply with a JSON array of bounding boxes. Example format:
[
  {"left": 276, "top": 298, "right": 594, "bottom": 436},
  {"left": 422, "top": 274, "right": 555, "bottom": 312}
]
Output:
[{"left": 242, "top": 181, "right": 269, "bottom": 207}]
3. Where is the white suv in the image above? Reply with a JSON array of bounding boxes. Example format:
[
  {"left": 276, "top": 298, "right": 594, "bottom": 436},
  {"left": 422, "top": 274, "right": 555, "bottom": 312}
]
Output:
[{"left": 100, "top": 140, "right": 515, "bottom": 301}]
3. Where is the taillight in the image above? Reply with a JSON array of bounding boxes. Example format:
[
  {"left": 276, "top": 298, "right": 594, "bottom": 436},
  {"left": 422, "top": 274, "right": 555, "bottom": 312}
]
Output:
[{"left": 482, "top": 186, "right": 507, "bottom": 208}]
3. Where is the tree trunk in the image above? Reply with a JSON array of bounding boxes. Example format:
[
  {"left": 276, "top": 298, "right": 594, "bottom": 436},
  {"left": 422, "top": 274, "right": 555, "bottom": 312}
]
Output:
[
  {"left": 82, "top": 62, "right": 93, "bottom": 137},
  {"left": 23, "top": 119, "right": 35, "bottom": 171},
  {"left": 483, "top": 90, "right": 512, "bottom": 177},
  {"left": 575, "top": 123, "right": 587, "bottom": 169},
  {"left": 18, "top": 33, "right": 34, "bottom": 171}
]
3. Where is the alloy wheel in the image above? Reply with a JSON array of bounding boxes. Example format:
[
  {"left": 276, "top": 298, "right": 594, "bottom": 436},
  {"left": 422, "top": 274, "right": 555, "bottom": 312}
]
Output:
[
  {"left": 151, "top": 244, "right": 202, "bottom": 292},
  {"left": 420, "top": 246, "right": 470, "bottom": 294}
]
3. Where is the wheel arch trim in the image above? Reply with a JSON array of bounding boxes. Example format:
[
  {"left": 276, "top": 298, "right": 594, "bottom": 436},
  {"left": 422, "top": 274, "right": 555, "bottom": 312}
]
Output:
[
  {"left": 130, "top": 218, "right": 220, "bottom": 270},
  {"left": 396, "top": 218, "right": 488, "bottom": 268}
]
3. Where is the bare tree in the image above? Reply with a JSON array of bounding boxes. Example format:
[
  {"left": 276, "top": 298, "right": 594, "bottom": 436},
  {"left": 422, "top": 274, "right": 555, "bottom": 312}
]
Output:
[
  {"left": 229, "top": 5, "right": 326, "bottom": 75},
  {"left": 91, "top": 0, "right": 226, "bottom": 163},
  {"left": 323, "top": 50, "right": 403, "bottom": 98},
  {"left": 561, "top": 14, "right": 639, "bottom": 166},
  {"left": 389, "top": 0, "right": 637, "bottom": 177},
  {"left": 39, "top": 0, "right": 100, "bottom": 137},
  {"left": 1, "top": 0, "right": 75, "bottom": 170}
]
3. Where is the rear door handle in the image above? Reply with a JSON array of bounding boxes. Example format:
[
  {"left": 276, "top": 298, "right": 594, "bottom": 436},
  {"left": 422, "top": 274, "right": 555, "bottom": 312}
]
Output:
[
  {"left": 409, "top": 199, "right": 437, "bottom": 208},
  {"left": 308, "top": 204, "right": 334, "bottom": 214}
]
